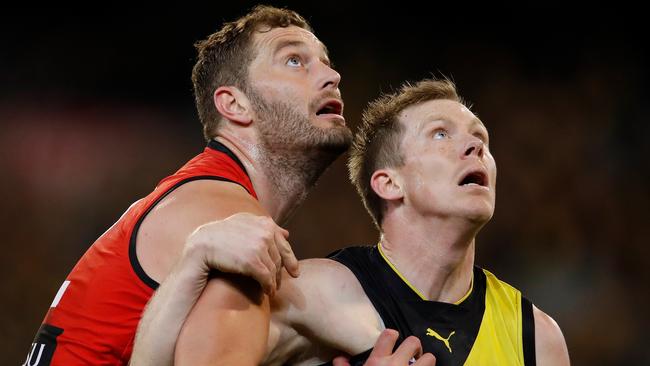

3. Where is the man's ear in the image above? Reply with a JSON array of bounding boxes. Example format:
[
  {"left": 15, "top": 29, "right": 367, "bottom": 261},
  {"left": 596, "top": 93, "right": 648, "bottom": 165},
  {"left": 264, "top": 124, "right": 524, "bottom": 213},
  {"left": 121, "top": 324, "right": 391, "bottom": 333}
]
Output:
[
  {"left": 213, "top": 86, "right": 253, "bottom": 126},
  {"left": 370, "top": 168, "right": 404, "bottom": 202}
]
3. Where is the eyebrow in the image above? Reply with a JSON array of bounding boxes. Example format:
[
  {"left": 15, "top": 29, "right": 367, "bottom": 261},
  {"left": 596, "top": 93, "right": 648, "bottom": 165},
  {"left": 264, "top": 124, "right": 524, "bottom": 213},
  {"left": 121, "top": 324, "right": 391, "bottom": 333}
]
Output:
[
  {"left": 273, "top": 39, "right": 331, "bottom": 66},
  {"left": 418, "top": 115, "right": 446, "bottom": 132},
  {"left": 469, "top": 117, "right": 487, "bottom": 130},
  {"left": 418, "top": 116, "right": 487, "bottom": 133}
]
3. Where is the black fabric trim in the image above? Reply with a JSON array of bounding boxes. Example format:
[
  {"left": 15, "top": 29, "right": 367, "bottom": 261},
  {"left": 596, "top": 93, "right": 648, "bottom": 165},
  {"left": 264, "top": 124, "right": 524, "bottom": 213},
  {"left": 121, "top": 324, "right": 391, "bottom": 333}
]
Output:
[
  {"left": 207, "top": 139, "right": 249, "bottom": 178},
  {"left": 328, "top": 246, "right": 404, "bottom": 330},
  {"left": 26, "top": 324, "right": 64, "bottom": 366},
  {"left": 521, "top": 296, "right": 536, "bottom": 366},
  {"left": 128, "top": 176, "right": 249, "bottom": 290}
]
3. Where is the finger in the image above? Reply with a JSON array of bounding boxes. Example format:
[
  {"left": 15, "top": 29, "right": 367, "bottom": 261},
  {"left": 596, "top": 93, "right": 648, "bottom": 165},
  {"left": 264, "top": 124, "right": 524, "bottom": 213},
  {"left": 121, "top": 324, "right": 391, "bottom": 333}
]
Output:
[
  {"left": 268, "top": 236, "right": 282, "bottom": 270},
  {"left": 331, "top": 355, "right": 351, "bottom": 366},
  {"left": 251, "top": 264, "right": 275, "bottom": 296},
  {"left": 368, "top": 328, "right": 400, "bottom": 358},
  {"left": 393, "top": 336, "right": 423, "bottom": 363},
  {"left": 413, "top": 353, "right": 436, "bottom": 366},
  {"left": 267, "top": 240, "right": 282, "bottom": 289},
  {"left": 256, "top": 254, "right": 277, "bottom": 296},
  {"left": 278, "top": 226, "right": 289, "bottom": 238},
  {"left": 276, "top": 231, "right": 300, "bottom": 277}
]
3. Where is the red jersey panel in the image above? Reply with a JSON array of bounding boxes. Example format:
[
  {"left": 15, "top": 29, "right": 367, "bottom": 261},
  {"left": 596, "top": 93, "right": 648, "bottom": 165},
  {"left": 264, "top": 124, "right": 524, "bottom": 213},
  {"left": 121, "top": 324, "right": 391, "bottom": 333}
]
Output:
[{"left": 24, "top": 140, "right": 257, "bottom": 365}]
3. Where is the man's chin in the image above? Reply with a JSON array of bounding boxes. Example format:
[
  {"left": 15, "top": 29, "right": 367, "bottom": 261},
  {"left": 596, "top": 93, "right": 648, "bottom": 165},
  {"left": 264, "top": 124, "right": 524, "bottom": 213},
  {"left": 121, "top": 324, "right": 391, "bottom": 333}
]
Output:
[
  {"left": 309, "top": 127, "right": 353, "bottom": 155},
  {"left": 465, "top": 208, "right": 494, "bottom": 226}
]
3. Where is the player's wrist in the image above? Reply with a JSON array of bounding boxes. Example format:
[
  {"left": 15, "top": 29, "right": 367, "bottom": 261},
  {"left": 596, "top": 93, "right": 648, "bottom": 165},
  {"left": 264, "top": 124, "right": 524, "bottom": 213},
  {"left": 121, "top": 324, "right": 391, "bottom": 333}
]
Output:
[{"left": 173, "top": 245, "right": 212, "bottom": 287}]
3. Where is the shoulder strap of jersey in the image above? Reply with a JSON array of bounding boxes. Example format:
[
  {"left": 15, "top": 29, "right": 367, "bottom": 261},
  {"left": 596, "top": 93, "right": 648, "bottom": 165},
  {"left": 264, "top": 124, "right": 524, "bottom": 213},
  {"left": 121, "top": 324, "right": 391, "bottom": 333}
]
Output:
[{"left": 521, "top": 296, "right": 536, "bottom": 366}]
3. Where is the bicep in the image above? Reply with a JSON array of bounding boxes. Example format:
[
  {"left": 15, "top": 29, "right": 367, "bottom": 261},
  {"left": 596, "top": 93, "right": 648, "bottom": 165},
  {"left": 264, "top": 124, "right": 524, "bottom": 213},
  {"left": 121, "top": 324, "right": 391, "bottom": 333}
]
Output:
[
  {"left": 534, "top": 305, "right": 571, "bottom": 366},
  {"left": 175, "top": 272, "right": 270, "bottom": 366},
  {"left": 274, "top": 259, "right": 381, "bottom": 356},
  {"left": 137, "top": 180, "right": 267, "bottom": 282}
]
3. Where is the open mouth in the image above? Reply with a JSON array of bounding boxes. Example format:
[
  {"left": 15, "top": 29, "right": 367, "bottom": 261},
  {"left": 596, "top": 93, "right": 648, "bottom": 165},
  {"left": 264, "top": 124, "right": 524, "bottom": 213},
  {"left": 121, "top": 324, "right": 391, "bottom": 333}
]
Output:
[
  {"left": 458, "top": 170, "right": 488, "bottom": 187},
  {"left": 316, "top": 99, "right": 343, "bottom": 116}
]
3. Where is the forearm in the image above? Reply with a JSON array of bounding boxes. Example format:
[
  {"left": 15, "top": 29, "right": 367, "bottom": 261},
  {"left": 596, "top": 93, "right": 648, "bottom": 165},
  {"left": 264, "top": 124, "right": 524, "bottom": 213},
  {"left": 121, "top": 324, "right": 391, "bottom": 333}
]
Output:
[
  {"left": 175, "top": 274, "right": 270, "bottom": 366},
  {"left": 131, "top": 253, "right": 208, "bottom": 366}
]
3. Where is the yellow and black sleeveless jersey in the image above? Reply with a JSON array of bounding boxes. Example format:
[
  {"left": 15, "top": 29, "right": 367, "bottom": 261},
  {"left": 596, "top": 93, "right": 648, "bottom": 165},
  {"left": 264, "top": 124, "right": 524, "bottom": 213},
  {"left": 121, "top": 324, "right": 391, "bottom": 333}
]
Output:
[{"left": 323, "top": 245, "right": 536, "bottom": 366}]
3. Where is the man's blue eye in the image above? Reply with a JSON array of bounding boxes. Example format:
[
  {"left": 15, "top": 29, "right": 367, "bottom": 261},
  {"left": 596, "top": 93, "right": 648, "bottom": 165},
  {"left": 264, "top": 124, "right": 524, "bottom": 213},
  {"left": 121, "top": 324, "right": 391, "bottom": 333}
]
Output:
[
  {"left": 287, "top": 56, "right": 302, "bottom": 67},
  {"left": 433, "top": 130, "right": 448, "bottom": 139}
]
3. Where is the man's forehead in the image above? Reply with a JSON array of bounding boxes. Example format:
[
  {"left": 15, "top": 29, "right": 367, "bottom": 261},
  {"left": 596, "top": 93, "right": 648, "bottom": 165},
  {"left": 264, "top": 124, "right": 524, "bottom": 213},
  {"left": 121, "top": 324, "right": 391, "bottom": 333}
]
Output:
[
  {"left": 254, "top": 26, "right": 328, "bottom": 56},
  {"left": 400, "top": 99, "right": 485, "bottom": 130},
  {"left": 416, "top": 114, "right": 486, "bottom": 131}
]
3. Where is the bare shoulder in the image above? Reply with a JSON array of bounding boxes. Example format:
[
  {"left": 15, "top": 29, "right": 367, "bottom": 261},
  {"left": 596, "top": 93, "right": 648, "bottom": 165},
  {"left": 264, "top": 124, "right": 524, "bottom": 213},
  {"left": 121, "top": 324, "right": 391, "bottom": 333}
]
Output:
[
  {"left": 137, "top": 179, "right": 266, "bottom": 282},
  {"left": 154, "top": 179, "right": 262, "bottom": 217},
  {"left": 294, "top": 258, "right": 361, "bottom": 288},
  {"left": 278, "top": 258, "right": 370, "bottom": 308},
  {"left": 270, "top": 257, "right": 381, "bottom": 359},
  {"left": 533, "top": 305, "right": 571, "bottom": 366}
]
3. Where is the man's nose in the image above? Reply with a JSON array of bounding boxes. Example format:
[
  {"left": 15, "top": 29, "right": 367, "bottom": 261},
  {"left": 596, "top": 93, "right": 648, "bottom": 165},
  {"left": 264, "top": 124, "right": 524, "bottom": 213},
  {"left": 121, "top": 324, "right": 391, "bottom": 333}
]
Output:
[
  {"left": 318, "top": 62, "right": 341, "bottom": 90},
  {"left": 462, "top": 139, "right": 484, "bottom": 159}
]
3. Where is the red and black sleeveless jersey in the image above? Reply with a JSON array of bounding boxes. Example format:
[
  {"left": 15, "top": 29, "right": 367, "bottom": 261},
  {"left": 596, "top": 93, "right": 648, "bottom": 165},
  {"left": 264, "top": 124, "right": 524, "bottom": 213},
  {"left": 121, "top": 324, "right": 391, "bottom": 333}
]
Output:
[{"left": 24, "top": 140, "right": 257, "bottom": 366}]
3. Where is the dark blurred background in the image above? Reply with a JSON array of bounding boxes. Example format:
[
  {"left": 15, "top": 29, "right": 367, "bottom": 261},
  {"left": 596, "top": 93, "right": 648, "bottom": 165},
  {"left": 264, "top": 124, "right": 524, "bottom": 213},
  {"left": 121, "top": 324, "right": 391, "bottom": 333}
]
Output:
[{"left": 2, "top": 3, "right": 648, "bottom": 365}]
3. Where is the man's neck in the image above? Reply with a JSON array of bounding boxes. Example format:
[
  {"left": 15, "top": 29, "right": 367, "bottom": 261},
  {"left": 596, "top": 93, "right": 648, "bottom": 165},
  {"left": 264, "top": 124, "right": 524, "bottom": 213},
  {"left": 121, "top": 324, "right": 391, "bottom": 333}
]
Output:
[
  {"left": 213, "top": 136, "right": 317, "bottom": 225},
  {"left": 379, "top": 213, "right": 482, "bottom": 303}
]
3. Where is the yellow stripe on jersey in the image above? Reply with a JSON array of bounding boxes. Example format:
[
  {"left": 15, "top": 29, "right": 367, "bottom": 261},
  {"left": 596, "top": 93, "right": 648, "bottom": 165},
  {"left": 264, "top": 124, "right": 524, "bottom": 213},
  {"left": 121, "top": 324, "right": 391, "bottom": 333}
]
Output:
[
  {"left": 377, "top": 243, "right": 428, "bottom": 300},
  {"left": 377, "top": 243, "right": 473, "bottom": 304},
  {"left": 464, "top": 269, "right": 525, "bottom": 365},
  {"left": 375, "top": 244, "right": 527, "bottom": 365}
]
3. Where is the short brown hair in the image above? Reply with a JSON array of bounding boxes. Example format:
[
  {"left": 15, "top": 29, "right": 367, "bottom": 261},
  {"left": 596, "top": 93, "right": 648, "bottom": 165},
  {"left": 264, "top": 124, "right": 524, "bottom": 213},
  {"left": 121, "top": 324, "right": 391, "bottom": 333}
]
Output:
[
  {"left": 348, "top": 78, "right": 465, "bottom": 229},
  {"left": 192, "top": 5, "right": 312, "bottom": 140}
]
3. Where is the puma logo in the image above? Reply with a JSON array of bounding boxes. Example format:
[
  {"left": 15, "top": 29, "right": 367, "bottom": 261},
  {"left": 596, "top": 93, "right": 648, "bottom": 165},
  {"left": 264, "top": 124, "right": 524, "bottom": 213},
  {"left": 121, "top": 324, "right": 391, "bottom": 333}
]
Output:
[{"left": 426, "top": 328, "right": 455, "bottom": 353}]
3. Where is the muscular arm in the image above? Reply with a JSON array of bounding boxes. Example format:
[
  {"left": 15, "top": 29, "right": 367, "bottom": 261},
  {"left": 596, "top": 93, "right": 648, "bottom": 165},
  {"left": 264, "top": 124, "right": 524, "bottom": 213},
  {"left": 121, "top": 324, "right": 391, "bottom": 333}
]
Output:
[
  {"left": 175, "top": 273, "right": 270, "bottom": 365},
  {"left": 131, "top": 180, "right": 295, "bottom": 366},
  {"left": 534, "top": 305, "right": 570, "bottom": 366},
  {"left": 267, "top": 259, "right": 435, "bottom": 366},
  {"left": 267, "top": 259, "right": 383, "bottom": 364}
]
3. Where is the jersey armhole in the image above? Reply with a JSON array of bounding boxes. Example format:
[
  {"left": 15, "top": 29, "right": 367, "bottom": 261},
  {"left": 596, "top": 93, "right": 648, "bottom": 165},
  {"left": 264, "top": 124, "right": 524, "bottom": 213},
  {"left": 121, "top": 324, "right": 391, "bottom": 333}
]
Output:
[
  {"left": 521, "top": 296, "right": 536, "bottom": 366},
  {"left": 129, "top": 176, "right": 249, "bottom": 290}
]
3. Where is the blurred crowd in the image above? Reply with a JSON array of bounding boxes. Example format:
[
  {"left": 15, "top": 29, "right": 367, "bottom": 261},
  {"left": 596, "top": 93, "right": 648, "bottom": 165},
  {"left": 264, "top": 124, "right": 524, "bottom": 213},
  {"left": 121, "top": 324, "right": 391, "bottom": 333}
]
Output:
[{"left": 1, "top": 5, "right": 647, "bottom": 364}]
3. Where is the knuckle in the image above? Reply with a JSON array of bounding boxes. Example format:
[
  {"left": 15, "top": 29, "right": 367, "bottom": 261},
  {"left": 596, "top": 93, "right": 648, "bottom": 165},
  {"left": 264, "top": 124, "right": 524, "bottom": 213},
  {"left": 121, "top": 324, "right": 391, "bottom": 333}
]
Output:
[
  {"left": 404, "top": 335, "right": 421, "bottom": 348},
  {"left": 261, "top": 231, "right": 274, "bottom": 242}
]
